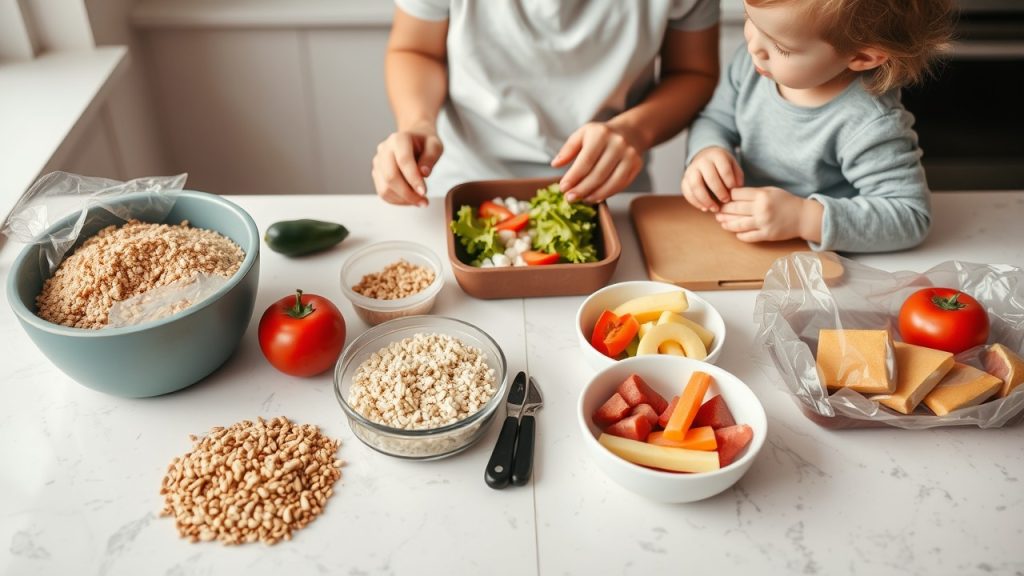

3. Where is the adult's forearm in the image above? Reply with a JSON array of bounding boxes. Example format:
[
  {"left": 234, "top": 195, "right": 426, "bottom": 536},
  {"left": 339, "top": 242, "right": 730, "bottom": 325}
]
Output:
[
  {"left": 608, "top": 70, "right": 718, "bottom": 153},
  {"left": 385, "top": 50, "right": 448, "bottom": 132}
]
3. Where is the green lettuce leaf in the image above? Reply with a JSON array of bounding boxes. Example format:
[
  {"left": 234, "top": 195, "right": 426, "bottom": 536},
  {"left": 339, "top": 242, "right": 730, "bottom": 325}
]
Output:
[
  {"left": 450, "top": 205, "right": 503, "bottom": 264},
  {"left": 529, "top": 184, "right": 598, "bottom": 263}
]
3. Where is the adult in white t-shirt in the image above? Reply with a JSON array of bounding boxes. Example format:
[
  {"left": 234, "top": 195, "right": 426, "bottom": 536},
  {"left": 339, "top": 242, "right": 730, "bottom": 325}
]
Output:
[{"left": 371, "top": 0, "right": 720, "bottom": 206}]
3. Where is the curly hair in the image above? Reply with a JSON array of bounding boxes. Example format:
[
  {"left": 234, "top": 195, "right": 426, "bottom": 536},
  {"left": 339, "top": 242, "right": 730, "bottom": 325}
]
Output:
[{"left": 746, "top": 0, "right": 957, "bottom": 94}]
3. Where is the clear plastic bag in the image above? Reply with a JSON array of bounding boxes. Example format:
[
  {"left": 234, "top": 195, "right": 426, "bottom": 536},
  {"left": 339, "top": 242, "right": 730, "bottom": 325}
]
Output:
[
  {"left": 753, "top": 252, "right": 1024, "bottom": 429},
  {"left": 1, "top": 171, "right": 186, "bottom": 274},
  {"left": 107, "top": 273, "right": 228, "bottom": 328},
  {"left": 0, "top": 171, "right": 223, "bottom": 329}
]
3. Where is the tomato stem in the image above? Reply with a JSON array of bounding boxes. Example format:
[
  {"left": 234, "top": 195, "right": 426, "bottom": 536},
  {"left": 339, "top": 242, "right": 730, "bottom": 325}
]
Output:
[
  {"left": 932, "top": 292, "right": 967, "bottom": 311},
  {"left": 287, "top": 289, "right": 315, "bottom": 319}
]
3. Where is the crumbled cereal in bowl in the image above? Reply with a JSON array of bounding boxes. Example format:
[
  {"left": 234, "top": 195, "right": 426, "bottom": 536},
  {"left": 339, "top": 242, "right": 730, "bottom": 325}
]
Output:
[
  {"left": 348, "top": 332, "right": 497, "bottom": 430},
  {"left": 351, "top": 259, "right": 436, "bottom": 300},
  {"left": 36, "top": 219, "right": 245, "bottom": 329}
]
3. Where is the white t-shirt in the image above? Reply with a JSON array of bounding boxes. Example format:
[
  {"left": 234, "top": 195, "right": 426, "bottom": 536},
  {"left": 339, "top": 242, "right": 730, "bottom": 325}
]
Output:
[{"left": 394, "top": 0, "right": 720, "bottom": 196}]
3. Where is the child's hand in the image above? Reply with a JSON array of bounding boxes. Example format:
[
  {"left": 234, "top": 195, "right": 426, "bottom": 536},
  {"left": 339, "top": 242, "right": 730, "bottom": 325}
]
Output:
[
  {"left": 715, "top": 186, "right": 823, "bottom": 243},
  {"left": 371, "top": 123, "right": 444, "bottom": 207},
  {"left": 681, "top": 147, "right": 744, "bottom": 213},
  {"left": 552, "top": 122, "right": 645, "bottom": 204}
]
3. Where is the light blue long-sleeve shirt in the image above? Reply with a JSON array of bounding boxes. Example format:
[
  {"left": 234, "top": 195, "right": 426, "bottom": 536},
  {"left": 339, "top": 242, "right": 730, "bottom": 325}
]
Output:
[{"left": 687, "top": 47, "right": 931, "bottom": 253}]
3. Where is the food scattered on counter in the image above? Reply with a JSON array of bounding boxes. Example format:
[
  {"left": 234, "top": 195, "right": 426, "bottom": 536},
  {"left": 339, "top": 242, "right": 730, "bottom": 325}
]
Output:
[
  {"left": 898, "top": 288, "right": 990, "bottom": 354},
  {"left": 815, "top": 329, "right": 895, "bottom": 394},
  {"left": 349, "top": 332, "right": 497, "bottom": 429},
  {"left": 589, "top": 292, "right": 712, "bottom": 361},
  {"left": 450, "top": 183, "right": 598, "bottom": 267},
  {"left": 258, "top": 290, "right": 346, "bottom": 377},
  {"left": 37, "top": 220, "right": 244, "bottom": 329},
  {"left": 983, "top": 343, "right": 1024, "bottom": 398},
  {"left": 593, "top": 372, "right": 753, "bottom": 472},
  {"left": 872, "top": 342, "right": 954, "bottom": 415},
  {"left": 264, "top": 219, "right": 349, "bottom": 257},
  {"left": 351, "top": 259, "right": 436, "bottom": 300},
  {"left": 922, "top": 362, "right": 1003, "bottom": 416},
  {"left": 159, "top": 416, "right": 343, "bottom": 546}
]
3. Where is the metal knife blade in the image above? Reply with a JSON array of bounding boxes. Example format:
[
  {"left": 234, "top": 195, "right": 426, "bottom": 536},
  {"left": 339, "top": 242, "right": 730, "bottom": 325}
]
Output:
[
  {"left": 505, "top": 371, "right": 528, "bottom": 419},
  {"left": 510, "top": 377, "right": 543, "bottom": 486},
  {"left": 522, "top": 376, "right": 543, "bottom": 415}
]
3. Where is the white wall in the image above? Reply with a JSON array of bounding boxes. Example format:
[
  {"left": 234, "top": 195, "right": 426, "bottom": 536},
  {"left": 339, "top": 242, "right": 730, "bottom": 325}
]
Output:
[{"left": 46, "top": 0, "right": 170, "bottom": 181}]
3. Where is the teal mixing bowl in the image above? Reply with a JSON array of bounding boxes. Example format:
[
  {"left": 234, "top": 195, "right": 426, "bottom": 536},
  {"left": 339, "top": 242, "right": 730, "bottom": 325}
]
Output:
[{"left": 6, "top": 190, "right": 260, "bottom": 397}]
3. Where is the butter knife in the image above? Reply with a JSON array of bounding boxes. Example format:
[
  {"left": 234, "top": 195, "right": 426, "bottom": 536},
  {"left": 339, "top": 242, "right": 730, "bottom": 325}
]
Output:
[
  {"left": 485, "top": 371, "right": 527, "bottom": 489},
  {"left": 511, "top": 376, "right": 543, "bottom": 486}
]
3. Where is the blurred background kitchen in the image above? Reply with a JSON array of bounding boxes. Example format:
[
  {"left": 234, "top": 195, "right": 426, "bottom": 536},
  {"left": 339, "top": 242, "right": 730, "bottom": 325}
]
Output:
[{"left": 1, "top": 0, "right": 1022, "bottom": 221}]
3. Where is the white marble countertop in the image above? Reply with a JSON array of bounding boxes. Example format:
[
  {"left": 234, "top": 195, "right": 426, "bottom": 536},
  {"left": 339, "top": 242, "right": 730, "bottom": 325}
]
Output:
[{"left": 1, "top": 191, "right": 1023, "bottom": 576}]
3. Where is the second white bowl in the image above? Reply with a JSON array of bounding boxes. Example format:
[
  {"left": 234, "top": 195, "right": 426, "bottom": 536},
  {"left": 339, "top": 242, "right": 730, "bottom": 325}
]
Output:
[{"left": 578, "top": 355, "right": 766, "bottom": 503}]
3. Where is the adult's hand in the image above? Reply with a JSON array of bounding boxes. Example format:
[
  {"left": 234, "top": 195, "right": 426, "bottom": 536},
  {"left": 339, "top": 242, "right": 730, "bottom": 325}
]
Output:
[
  {"left": 371, "top": 124, "right": 443, "bottom": 207},
  {"left": 551, "top": 122, "right": 644, "bottom": 204}
]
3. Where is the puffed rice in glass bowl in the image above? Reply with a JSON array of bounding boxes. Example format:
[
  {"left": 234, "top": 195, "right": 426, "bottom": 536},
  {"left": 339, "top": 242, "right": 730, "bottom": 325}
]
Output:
[{"left": 333, "top": 315, "right": 508, "bottom": 460}]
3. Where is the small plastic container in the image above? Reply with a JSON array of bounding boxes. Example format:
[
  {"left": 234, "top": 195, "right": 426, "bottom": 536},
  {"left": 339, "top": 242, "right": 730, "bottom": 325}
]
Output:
[
  {"left": 334, "top": 315, "right": 509, "bottom": 460},
  {"left": 339, "top": 241, "right": 444, "bottom": 326}
]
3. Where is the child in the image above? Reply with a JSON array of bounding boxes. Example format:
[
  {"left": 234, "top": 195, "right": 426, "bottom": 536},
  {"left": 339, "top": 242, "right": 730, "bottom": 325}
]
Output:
[{"left": 681, "top": 0, "right": 955, "bottom": 252}]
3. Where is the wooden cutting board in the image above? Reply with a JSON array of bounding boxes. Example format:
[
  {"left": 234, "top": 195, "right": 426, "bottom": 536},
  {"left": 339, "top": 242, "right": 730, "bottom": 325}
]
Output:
[{"left": 630, "top": 195, "right": 843, "bottom": 291}]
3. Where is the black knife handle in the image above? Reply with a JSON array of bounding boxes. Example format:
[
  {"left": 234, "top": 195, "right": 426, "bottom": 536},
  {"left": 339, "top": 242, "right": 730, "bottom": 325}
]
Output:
[
  {"left": 510, "top": 414, "right": 535, "bottom": 486},
  {"left": 485, "top": 416, "right": 518, "bottom": 489}
]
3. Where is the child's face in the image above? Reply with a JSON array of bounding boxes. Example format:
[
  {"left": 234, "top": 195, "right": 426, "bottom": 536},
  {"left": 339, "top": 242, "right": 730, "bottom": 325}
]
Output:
[{"left": 742, "top": 2, "right": 852, "bottom": 90}]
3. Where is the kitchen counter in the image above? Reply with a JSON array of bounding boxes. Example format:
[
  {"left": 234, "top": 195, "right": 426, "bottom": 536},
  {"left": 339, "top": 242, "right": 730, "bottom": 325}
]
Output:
[{"left": 1, "top": 191, "right": 1022, "bottom": 576}]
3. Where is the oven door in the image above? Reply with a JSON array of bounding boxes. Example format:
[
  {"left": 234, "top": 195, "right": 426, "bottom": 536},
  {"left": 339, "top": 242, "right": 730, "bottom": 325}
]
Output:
[{"left": 901, "top": 9, "right": 1024, "bottom": 191}]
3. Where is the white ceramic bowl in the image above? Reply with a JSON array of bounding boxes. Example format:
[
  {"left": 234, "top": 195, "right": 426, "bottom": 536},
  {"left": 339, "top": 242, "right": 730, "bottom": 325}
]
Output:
[
  {"left": 578, "top": 355, "right": 767, "bottom": 503},
  {"left": 339, "top": 241, "right": 444, "bottom": 326},
  {"left": 576, "top": 280, "right": 726, "bottom": 372}
]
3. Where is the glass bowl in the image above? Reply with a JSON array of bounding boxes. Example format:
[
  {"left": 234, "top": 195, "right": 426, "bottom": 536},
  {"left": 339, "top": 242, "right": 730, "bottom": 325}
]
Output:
[
  {"left": 339, "top": 241, "right": 444, "bottom": 326},
  {"left": 333, "top": 315, "right": 508, "bottom": 460}
]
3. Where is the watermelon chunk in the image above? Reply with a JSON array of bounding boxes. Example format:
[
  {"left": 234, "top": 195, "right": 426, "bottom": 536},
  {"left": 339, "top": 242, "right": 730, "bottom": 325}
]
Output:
[
  {"left": 658, "top": 396, "right": 679, "bottom": 428},
  {"left": 617, "top": 374, "right": 669, "bottom": 413},
  {"left": 593, "top": 392, "right": 631, "bottom": 428},
  {"left": 692, "top": 394, "right": 736, "bottom": 430},
  {"left": 714, "top": 424, "right": 753, "bottom": 468},
  {"left": 630, "top": 403, "right": 659, "bottom": 427},
  {"left": 605, "top": 413, "right": 653, "bottom": 442}
]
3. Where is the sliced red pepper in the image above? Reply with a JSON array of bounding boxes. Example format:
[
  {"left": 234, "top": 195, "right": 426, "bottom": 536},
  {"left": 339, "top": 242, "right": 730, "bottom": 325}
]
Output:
[
  {"left": 590, "top": 310, "right": 617, "bottom": 356},
  {"left": 589, "top": 310, "right": 640, "bottom": 358},
  {"left": 495, "top": 212, "right": 530, "bottom": 232},
  {"left": 479, "top": 200, "right": 513, "bottom": 222},
  {"left": 603, "top": 313, "right": 639, "bottom": 357},
  {"left": 522, "top": 250, "right": 560, "bottom": 265}
]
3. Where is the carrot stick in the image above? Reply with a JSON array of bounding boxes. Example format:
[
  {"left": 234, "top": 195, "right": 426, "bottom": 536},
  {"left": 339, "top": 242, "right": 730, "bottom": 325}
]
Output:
[
  {"left": 662, "top": 371, "right": 712, "bottom": 441},
  {"left": 647, "top": 427, "right": 717, "bottom": 451}
]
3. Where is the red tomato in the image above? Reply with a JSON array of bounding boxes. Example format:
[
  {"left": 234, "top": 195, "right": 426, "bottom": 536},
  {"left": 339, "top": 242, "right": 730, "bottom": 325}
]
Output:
[
  {"left": 258, "top": 289, "right": 346, "bottom": 377},
  {"left": 590, "top": 310, "right": 640, "bottom": 358},
  {"left": 898, "top": 287, "right": 989, "bottom": 354},
  {"left": 479, "top": 200, "right": 513, "bottom": 222},
  {"left": 522, "top": 250, "right": 560, "bottom": 265},
  {"left": 494, "top": 212, "right": 530, "bottom": 232}
]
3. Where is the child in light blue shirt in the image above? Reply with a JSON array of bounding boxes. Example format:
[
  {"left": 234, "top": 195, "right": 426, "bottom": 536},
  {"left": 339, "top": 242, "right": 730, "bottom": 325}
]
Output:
[{"left": 683, "top": 0, "right": 954, "bottom": 253}]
